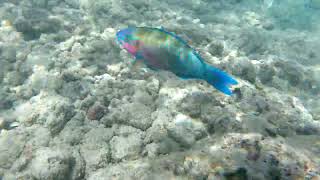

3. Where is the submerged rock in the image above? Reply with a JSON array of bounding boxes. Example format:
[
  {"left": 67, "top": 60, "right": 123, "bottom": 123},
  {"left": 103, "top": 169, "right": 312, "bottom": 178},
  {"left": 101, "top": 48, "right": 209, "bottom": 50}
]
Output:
[
  {"left": 87, "top": 161, "right": 152, "bottom": 180},
  {"left": 0, "top": 130, "right": 27, "bottom": 169},
  {"left": 167, "top": 114, "right": 207, "bottom": 147},
  {"left": 29, "top": 147, "right": 73, "bottom": 180},
  {"left": 110, "top": 126, "right": 144, "bottom": 161},
  {"left": 14, "top": 8, "right": 62, "bottom": 40},
  {"left": 86, "top": 102, "right": 106, "bottom": 120},
  {"left": 80, "top": 126, "right": 113, "bottom": 171}
]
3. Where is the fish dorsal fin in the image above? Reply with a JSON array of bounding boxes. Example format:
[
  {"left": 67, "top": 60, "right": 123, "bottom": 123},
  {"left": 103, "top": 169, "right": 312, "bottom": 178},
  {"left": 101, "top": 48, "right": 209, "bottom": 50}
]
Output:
[
  {"left": 156, "top": 27, "right": 207, "bottom": 63},
  {"left": 141, "top": 27, "right": 208, "bottom": 62},
  {"left": 156, "top": 27, "right": 191, "bottom": 46}
]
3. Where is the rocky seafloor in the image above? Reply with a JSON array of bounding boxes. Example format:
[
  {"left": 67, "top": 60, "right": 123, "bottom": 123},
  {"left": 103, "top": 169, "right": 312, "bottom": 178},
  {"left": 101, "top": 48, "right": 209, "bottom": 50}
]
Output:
[{"left": 0, "top": 0, "right": 320, "bottom": 179}]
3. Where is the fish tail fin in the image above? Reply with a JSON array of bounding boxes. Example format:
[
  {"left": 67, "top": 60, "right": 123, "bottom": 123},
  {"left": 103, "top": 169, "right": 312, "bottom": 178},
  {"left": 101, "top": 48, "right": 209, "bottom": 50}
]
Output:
[{"left": 203, "top": 64, "right": 238, "bottom": 95}]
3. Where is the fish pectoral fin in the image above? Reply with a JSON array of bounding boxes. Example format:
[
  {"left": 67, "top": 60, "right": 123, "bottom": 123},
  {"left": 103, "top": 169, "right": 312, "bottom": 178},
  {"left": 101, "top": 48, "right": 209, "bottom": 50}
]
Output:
[
  {"left": 131, "top": 59, "right": 145, "bottom": 70},
  {"left": 134, "top": 50, "right": 144, "bottom": 60},
  {"left": 178, "top": 74, "right": 195, "bottom": 79},
  {"left": 146, "top": 64, "right": 159, "bottom": 71}
]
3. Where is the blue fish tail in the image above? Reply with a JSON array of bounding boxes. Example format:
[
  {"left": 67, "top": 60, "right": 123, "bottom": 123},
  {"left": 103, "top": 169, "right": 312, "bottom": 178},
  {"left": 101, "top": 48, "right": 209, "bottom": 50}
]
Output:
[{"left": 203, "top": 64, "right": 238, "bottom": 95}]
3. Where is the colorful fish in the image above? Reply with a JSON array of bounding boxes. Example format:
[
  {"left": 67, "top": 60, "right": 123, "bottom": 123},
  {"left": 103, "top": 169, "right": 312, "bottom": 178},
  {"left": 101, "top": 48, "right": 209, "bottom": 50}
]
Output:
[{"left": 116, "top": 27, "right": 238, "bottom": 95}]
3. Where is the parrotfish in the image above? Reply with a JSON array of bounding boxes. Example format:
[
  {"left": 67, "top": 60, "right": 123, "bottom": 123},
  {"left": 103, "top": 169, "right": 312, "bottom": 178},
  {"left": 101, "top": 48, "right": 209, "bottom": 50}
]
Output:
[{"left": 116, "top": 27, "right": 238, "bottom": 95}]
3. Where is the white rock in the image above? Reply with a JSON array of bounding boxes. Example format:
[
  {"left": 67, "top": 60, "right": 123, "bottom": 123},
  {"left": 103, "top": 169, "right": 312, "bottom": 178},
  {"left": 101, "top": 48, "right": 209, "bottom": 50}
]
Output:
[
  {"left": 30, "top": 147, "right": 73, "bottom": 179},
  {"left": 0, "top": 130, "right": 27, "bottom": 169},
  {"left": 167, "top": 114, "right": 206, "bottom": 147},
  {"left": 110, "top": 134, "right": 142, "bottom": 161}
]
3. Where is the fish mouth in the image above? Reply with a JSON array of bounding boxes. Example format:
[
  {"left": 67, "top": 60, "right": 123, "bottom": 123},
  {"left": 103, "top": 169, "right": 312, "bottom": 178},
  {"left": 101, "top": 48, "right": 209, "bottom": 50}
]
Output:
[{"left": 115, "top": 31, "right": 124, "bottom": 48}]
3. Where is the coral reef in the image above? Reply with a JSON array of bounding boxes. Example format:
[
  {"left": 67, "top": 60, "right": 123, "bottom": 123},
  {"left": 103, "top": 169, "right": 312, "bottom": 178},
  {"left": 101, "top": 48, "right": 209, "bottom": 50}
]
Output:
[{"left": 0, "top": 0, "right": 319, "bottom": 179}]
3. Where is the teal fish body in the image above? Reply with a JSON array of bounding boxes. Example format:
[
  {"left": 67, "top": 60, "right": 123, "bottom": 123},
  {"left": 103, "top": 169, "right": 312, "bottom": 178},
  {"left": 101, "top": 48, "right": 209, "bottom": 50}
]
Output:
[{"left": 116, "top": 27, "right": 238, "bottom": 95}]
